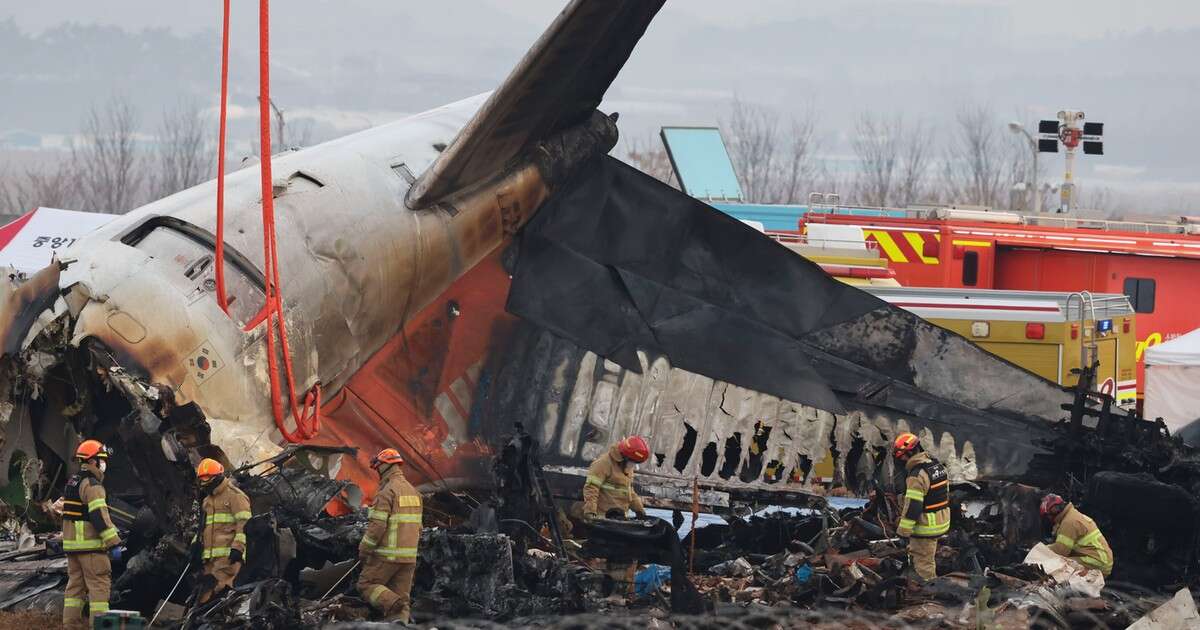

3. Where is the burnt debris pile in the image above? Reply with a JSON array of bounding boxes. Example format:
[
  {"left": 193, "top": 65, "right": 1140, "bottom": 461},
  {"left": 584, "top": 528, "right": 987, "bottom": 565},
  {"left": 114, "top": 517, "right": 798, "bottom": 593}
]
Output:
[{"left": 3, "top": 424, "right": 1200, "bottom": 628}]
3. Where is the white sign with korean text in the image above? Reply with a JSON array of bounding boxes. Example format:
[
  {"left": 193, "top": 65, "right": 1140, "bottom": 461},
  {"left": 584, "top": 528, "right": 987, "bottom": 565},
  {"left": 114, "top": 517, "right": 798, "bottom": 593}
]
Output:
[{"left": 0, "top": 207, "right": 116, "bottom": 273}]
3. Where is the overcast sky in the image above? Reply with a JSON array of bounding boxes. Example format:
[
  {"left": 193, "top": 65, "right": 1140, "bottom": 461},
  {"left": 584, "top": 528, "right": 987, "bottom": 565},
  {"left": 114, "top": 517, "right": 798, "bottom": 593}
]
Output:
[{"left": 3, "top": 0, "right": 1199, "bottom": 209}]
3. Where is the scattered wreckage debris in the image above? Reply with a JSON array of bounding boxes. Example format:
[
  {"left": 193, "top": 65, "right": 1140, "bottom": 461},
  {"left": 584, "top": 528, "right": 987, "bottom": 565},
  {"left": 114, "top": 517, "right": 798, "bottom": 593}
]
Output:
[{"left": 1, "top": 420, "right": 1200, "bottom": 628}]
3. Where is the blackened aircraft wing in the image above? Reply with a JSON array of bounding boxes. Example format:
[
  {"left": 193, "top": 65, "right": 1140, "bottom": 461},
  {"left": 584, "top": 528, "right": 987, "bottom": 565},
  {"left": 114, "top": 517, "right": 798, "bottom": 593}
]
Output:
[
  {"left": 502, "top": 156, "right": 1101, "bottom": 488},
  {"left": 508, "top": 156, "right": 1073, "bottom": 423}
]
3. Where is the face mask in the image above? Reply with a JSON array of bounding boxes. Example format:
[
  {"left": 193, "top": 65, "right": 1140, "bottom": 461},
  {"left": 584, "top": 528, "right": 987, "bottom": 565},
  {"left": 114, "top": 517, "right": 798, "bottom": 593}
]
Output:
[{"left": 98, "top": 461, "right": 107, "bottom": 474}]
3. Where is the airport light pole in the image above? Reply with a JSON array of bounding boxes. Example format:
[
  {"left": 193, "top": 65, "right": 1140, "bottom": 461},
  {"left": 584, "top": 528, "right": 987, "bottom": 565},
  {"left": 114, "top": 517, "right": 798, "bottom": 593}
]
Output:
[{"left": 1008, "top": 121, "right": 1040, "bottom": 213}]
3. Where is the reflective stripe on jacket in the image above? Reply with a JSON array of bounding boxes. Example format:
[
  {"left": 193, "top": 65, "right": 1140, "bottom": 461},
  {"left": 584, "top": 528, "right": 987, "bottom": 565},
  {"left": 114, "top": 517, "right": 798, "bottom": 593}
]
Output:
[
  {"left": 897, "top": 452, "right": 951, "bottom": 538},
  {"left": 62, "top": 470, "right": 120, "bottom": 553},
  {"left": 200, "top": 478, "right": 252, "bottom": 561},
  {"left": 582, "top": 444, "right": 646, "bottom": 517},
  {"left": 360, "top": 466, "right": 422, "bottom": 563},
  {"left": 1048, "top": 503, "right": 1113, "bottom": 575}
]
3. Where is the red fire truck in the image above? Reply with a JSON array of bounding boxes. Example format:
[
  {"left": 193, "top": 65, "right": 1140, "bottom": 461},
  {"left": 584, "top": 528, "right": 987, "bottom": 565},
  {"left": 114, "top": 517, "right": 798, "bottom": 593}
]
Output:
[{"left": 798, "top": 208, "right": 1200, "bottom": 403}]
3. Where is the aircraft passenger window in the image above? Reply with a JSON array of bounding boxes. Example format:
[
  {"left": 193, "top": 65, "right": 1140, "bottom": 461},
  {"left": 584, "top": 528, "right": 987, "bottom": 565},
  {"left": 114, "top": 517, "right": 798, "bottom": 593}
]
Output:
[
  {"left": 962, "top": 251, "right": 979, "bottom": 286},
  {"left": 1122, "top": 277, "right": 1156, "bottom": 314}
]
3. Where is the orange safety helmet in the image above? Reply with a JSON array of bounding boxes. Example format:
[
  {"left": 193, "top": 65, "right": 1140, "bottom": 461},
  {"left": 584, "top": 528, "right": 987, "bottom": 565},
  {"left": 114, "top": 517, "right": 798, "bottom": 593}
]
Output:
[
  {"left": 196, "top": 458, "right": 225, "bottom": 479},
  {"left": 893, "top": 432, "right": 920, "bottom": 460},
  {"left": 371, "top": 448, "right": 404, "bottom": 470},
  {"left": 75, "top": 439, "right": 110, "bottom": 461},
  {"left": 618, "top": 436, "right": 650, "bottom": 463}
]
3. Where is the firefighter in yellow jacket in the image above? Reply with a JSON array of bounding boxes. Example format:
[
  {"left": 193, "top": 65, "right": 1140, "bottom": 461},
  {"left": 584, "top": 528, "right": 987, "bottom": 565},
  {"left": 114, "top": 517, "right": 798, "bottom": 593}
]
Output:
[
  {"left": 893, "top": 432, "right": 951, "bottom": 581},
  {"left": 581, "top": 435, "right": 650, "bottom": 591},
  {"left": 1041, "top": 494, "right": 1114, "bottom": 576},
  {"left": 357, "top": 448, "right": 422, "bottom": 623},
  {"left": 61, "top": 439, "right": 122, "bottom": 630},
  {"left": 193, "top": 458, "right": 252, "bottom": 604}
]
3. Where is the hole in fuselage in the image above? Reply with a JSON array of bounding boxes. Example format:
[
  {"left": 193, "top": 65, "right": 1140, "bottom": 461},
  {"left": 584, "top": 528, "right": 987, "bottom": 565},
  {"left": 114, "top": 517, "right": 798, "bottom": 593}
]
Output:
[{"left": 673, "top": 422, "right": 697, "bottom": 472}]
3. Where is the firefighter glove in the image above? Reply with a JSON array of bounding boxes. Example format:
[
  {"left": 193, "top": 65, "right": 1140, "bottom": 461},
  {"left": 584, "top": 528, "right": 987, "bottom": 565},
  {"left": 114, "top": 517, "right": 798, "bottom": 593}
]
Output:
[
  {"left": 583, "top": 512, "right": 599, "bottom": 521},
  {"left": 109, "top": 546, "right": 122, "bottom": 562},
  {"left": 229, "top": 548, "right": 243, "bottom": 564}
]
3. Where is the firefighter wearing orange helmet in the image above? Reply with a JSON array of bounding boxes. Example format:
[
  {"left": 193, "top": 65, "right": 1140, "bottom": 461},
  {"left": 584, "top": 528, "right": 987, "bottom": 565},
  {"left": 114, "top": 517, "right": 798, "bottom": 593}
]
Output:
[
  {"left": 581, "top": 435, "right": 650, "bottom": 592},
  {"left": 191, "top": 458, "right": 252, "bottom": 604},
  {"left": 893, "top": 432, "right": 951, "bottom": 581},
  {"left": 61, "top": 439, "right": 121, "bottom": 630},
  {"left": 357, "top": 448, "right": 423, "bottom": 623}
]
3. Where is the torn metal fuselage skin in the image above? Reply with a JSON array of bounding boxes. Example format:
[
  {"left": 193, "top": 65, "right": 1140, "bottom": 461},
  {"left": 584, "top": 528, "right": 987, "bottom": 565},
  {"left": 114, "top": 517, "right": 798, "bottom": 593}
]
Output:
[
  {"left": 479, "top": 156, "right": 1200, "bottom": 513},
  {"left": 0, "top": 95, "right": 616, "bottom": 533}
]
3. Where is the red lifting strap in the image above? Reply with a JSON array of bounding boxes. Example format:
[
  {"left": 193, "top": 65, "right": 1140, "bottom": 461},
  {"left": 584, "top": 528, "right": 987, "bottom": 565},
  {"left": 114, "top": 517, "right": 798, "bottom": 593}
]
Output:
[
  {"left": 214, "top": 0, "right": 321, "bottom": 443},
  {"left": 214, "top": 0, "right": 231, "bottom": 314}
]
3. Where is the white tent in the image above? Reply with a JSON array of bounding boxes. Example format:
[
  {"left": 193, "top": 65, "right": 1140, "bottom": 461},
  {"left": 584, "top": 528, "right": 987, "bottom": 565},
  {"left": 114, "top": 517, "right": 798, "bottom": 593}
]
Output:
[
  {"left": 0, "top": 208, "right": 116, "bottom": 274},
  {"left": 1144, "top": 328, "right": 1200, "bottom": 436}
]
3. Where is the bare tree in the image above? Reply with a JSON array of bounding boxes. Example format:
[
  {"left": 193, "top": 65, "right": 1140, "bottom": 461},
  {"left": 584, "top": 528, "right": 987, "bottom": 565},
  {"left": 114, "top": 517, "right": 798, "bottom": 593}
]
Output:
[
  {"left": 147, "top": 100, "right": 213, "bottom": 200},
  {"left": 1, "top": 161, "right": 84, "bottom": 215},
  {"left": 1002, "top": 124, "right": 1058, "bottom": 213},
  {"left": 896, "top": 119, "right": 935, "bottom": 207},
  {"left": 851, "top": 113, "right": 900, "bottom": 207},
  {"left": 810, "top": 162, "right": 847, "bottom": 199},
  {"left": 1078, "top": 186, "right": 1118, "bottom": 217},
  {"left": 773, "top": 111, "right": 819, "bottom": 204},
  {"left": 723, "top": 98, "right": 819, "bottom": 203},
  {"left": 941, "top": 105, "right": 1005, "bottom": 208},
  {"left": 724, "top": 98, "right": 779, "bottom": 202},
  {"left": 72, "top": 97, "right": 145, "bottom": 213},
  {"left": 622, "top": 134, "right": 676, "bottom": 187}
]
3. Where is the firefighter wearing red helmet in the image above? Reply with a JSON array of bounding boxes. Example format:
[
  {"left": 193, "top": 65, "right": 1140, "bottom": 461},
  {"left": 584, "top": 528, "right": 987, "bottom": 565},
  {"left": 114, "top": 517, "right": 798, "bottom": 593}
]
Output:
[
  {"left": 893, "top": 431, "right": 951, "bottom": 581},
  {"left": 61, "top": 439, "right": 121, "bottom": 630},
  {"left": 357, "top": 448, "right": 422, "bottom": 623},
  {"left": 191, "top": 458, "right": 252, "bottom": 604},
  {"left": 581, "top": 435, "right": 650, "bottom": 592},
  {"left": 1041, "top": 494, "right": 1113, "bottom": 576}
]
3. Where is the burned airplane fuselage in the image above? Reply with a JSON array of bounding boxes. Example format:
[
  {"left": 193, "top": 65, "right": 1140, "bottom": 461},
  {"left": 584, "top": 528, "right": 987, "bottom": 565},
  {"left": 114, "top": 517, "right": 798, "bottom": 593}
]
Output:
[
  {"left": 0, "top": 97, "right": 616, "bottom": 521},
  {"left": 0, "top": 0, "right": 668, "bottom": 542}
]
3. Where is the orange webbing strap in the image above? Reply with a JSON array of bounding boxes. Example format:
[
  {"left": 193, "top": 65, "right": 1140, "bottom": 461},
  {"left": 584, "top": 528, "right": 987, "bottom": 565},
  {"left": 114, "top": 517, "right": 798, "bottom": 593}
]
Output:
[
  {"left": 235, "top": 0, "right": 322, "bottom": 442},
  {"left": 214, "top": 0, "right": 231, "bottom": 314}
]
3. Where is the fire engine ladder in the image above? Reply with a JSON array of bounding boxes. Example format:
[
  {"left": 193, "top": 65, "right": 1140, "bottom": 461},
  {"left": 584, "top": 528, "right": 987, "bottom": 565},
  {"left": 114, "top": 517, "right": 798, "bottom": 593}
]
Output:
[
  {"left": 1064, "top": 290, "right": 1127, "bottom": 434},
  {"left": 1066, "top": 291, "right": 1100, "bottom": 387}
]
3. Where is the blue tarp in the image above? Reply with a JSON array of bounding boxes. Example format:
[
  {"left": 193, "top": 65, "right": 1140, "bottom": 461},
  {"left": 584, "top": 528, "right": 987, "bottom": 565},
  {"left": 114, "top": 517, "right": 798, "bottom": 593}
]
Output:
[
  {"left": 634, "top": 563, "right": 672, "bottom": 596},
  {"left": 708, "top": 203, "right": 909, "bottom": 231}
]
